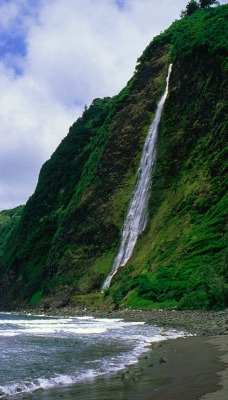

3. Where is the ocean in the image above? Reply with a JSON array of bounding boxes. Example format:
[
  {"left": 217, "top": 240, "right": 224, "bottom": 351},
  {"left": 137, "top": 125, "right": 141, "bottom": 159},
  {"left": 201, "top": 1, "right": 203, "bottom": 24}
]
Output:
[{"left": 0, "top": 312, "right": 186, "bottom": 398}]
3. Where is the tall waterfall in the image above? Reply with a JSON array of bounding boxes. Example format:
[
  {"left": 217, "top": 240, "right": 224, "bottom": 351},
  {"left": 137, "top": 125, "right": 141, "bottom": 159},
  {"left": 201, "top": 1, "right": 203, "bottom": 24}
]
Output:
[{"left": 101, "top": 64, "right": 173, "bottom": 292}]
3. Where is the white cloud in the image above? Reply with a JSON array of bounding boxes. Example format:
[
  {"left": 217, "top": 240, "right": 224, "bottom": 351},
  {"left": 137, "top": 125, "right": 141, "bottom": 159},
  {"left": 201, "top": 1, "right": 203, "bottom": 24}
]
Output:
[
  {"left": 0, "top": 1, "right": 18, "bottom": 30},
  {"left": 1, "top": 0, "right": 226, "bottom": 210}
]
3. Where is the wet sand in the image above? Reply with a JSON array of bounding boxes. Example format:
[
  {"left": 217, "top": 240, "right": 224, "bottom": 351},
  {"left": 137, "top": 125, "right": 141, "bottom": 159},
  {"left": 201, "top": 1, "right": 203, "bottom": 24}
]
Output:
[{"left": 27, "top": 335, "right": 227, "bottom": 400}]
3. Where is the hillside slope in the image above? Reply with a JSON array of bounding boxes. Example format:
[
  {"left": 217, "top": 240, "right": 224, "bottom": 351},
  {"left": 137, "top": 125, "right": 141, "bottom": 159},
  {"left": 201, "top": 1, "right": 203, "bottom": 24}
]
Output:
[
  {"left": 0, "top": 5, "right": 227, "bottom": 310},
  {"left": 0, "top": 206, "right": 24, "bottom": 257}
]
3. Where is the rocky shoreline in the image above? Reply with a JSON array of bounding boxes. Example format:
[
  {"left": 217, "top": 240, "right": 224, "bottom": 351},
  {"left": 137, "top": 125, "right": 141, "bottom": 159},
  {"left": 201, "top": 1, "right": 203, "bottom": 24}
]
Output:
[{"left": 15, "top": 307, "right": 228, "bottom": 336}]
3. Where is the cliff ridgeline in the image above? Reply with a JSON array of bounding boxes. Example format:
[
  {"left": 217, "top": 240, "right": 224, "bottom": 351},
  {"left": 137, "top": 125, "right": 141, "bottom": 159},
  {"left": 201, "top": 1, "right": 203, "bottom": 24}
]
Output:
[{"left": 0, "top": 4, "right": 227, "bottom": 310}]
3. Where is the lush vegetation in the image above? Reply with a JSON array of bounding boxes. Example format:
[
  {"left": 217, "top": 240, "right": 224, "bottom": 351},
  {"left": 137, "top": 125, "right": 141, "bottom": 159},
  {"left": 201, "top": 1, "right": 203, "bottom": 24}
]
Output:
[
  {"left": 0, "top": 5, "right": 227, "bottom": 310},
  {"left": 0, "top": 206, "right": 24, "bottom": 257},
  {"left": 180, "top": 0, "right": 220, "bottom": 18},
  {"left": 108, "top": 4, "right": 228, "bottom": 310}
]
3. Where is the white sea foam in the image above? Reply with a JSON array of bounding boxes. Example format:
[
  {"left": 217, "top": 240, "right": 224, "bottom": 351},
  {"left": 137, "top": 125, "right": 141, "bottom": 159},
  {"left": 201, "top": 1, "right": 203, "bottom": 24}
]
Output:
[
  {"left": 0, "top": 328, "right": 188, "bottom": 397},
  {"left": 0, "top": 311, "right": 12, "bottom": 315},
  {"left": 0, "top": 369, "right": 99, "bottom": 397},
  {"left": 0, "top": 316, "right": 147, "bottom": 337},
  {"left": 0, "top": 318, "right": 73, "bottom": 325},
  {"left": 0, "top": 313, "right": 189, "bottom": 398},
  {"left": 0, "top": 331, "right": 20, "bottom": 337}
]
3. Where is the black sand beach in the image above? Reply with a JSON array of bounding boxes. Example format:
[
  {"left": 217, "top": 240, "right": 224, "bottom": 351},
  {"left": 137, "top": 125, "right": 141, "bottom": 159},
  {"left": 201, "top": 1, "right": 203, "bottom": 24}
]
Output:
[
  {"left": 12, "top": 308, "right": 227, "bottom": 400},
  {"left": 26, "top": 335, "right": 227, "bottom": 400}
]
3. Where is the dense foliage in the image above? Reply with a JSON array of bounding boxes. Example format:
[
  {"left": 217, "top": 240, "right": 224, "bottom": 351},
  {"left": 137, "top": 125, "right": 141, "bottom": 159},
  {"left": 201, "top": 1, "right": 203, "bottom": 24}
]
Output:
[
  {"left": 0, "top": 5, "right": 227, "bottom": 310},
  {"left": 180, "top": 0, "right": 220, "bottom": 17},
  {"left": 0, "top": 206, "right": 24, "bottom": 257}
]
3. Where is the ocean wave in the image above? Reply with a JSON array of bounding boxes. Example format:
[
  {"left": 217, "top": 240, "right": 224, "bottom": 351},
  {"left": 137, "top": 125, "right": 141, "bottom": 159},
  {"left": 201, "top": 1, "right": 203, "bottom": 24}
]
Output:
[{"left": 0, "top": 313, "right": 189, "bottom": 398}]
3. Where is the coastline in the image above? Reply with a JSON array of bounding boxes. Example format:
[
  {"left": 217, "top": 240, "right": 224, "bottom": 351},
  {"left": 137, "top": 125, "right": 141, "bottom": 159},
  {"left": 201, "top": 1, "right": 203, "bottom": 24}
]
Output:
[
  {"left": 29, "top": 335, "right": 227, "bottom": 400},
  {"left": 3, "top": 308, "right": 228, "bottom": 399},
  {"left": 15, "top": 306, "right": 228, "bottom": 336}
]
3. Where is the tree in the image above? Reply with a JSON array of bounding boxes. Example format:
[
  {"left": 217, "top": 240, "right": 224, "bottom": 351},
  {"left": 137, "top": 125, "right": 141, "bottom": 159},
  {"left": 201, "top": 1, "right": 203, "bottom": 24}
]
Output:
[
  {"left": 199, "top": 0, "right": 220, "bottom": 7},
  {"left": 181, "top": 0, "right": 220, "bottom": 18},
  {"left": 180, "top": 0, "right": 199, "bottom": 18}
]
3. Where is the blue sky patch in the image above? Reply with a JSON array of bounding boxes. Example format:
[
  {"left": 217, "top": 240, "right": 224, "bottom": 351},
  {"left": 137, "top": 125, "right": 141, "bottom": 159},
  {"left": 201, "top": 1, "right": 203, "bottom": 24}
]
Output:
[
  {"left": 114, "top": 0, "right": 126, "bottom": 10},
  {"left": 0, "top": 32, "right": 26, "bottom": 74},
  {"left": 0, "top": 32, "right": 27, "bottom": 58},
  {"left": 0, "top": 0, "right": 39, "bottom": 74}
]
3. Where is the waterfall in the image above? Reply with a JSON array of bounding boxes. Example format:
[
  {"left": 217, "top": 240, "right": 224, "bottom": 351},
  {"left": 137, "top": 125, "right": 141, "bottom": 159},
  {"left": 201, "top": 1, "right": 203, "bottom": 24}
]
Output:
[{"left": 101, "top": 64, "right": 173, "bottom": 292}]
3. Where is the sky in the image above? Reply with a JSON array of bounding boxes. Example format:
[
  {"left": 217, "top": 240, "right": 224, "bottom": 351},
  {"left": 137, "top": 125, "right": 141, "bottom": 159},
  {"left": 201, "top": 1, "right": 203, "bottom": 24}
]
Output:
[{"left": 0, "top": 0, "right": 226, "bottom": 211}]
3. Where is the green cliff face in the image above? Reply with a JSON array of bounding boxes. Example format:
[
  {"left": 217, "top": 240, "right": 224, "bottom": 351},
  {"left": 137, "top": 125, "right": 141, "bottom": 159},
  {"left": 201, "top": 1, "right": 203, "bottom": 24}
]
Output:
[
  {"left": 0, "top": 206, "right": 24, "bottom": 257},
  {"left": 0, "top": 5, "right": 227, "bottom": 310}
]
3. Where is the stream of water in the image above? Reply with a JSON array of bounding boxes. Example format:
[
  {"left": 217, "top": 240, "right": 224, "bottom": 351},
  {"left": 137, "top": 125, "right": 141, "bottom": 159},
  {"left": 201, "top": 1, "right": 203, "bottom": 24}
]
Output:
[{"left": 102, "top": 64, "right": 173, "bottom": 290}]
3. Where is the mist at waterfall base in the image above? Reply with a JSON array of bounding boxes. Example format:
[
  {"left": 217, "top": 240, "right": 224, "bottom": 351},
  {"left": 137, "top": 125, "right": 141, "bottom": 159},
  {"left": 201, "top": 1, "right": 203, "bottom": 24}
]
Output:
[
  {"left": 0, "top": 312, "right": 187, "bottom": 398},
  {"left": 102, "top": 64, "right": 173, "bottom": 291}
]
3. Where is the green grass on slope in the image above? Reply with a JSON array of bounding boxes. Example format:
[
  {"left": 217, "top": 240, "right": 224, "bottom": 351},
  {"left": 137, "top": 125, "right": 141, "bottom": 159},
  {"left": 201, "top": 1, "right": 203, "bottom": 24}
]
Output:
[
  {"left": 106, "top": 6, "right": 228, "bottom": 310},
  {"left": 0, "top": 206, "right": 24, "bottom": 257}
]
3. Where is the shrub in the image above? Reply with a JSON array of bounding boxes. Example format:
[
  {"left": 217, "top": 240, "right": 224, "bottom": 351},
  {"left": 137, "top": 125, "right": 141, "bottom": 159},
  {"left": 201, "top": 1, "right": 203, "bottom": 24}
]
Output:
[{"left": 29, "top": 290, "right": 43, "bottom": 306}]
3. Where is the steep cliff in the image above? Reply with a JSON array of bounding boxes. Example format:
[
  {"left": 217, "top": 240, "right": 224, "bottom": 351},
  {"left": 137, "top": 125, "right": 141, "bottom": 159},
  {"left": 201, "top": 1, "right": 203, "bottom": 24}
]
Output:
[
  {"left": 0, "top": 206, "right": 24, "bottom": 257},
  {"left": 0, "top": 5, "right": 227, "bottom": 310}
]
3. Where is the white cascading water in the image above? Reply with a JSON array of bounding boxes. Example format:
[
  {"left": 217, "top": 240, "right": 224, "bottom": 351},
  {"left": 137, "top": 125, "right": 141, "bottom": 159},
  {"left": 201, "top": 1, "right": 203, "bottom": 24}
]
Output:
[{"left": 101, "top": 64, "right": 173, "bottom": 291}]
